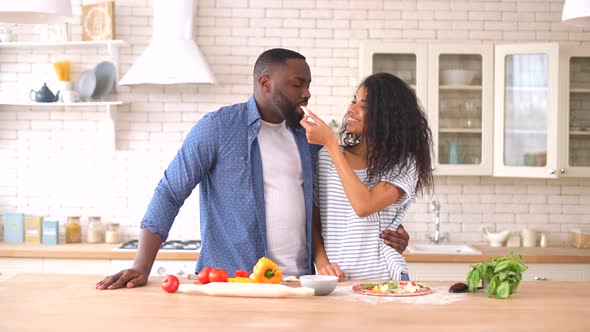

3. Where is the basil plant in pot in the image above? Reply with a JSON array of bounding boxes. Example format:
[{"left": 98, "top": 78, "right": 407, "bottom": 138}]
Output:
[{"left": 467, "top": 252, "right": 528, "bottom": 299}]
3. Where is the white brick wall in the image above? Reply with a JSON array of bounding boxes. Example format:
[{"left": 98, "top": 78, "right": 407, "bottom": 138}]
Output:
[{"left": 0, "top": 0, "right": 589, "bottom": 246}]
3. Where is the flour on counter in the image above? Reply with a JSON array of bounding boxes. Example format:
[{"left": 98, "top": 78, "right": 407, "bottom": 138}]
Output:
[{"left": 328, "top": 286, "right": 467, "bottom": 305}]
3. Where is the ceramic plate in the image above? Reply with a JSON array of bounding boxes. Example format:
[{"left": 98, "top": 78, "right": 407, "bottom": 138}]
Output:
[
  {"left": 92, "top": 61, "right": 116, "bottom": 99},
  {"left": 76, "top": 70, "right": 96, "bottom": 101}
]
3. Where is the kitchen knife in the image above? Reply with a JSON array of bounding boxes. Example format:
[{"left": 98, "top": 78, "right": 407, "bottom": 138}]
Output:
[{"left": 178, "top": 282, "right": 315, "bottom": 298}]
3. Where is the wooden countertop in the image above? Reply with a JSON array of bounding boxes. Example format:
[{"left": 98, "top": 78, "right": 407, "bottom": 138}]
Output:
[
  {"left": 405, "top": 245, "right": 590, "bottom": 264},
  {"left": 0, "top": 273, "right": 588, "bottom": 332},
  {"left": 1, "top": 242, "right": 589, "bottom": 263},
  {"left": 0, "top": 243, "right": 198, "bottom": 260}
]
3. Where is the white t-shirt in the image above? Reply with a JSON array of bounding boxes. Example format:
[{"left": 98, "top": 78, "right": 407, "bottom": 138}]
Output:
[
  {"left": 314, "top": 147, "right": 418, "bottom": 280},
  {"left": 257, "top": 120, "right": 307, "bottom": 277}
]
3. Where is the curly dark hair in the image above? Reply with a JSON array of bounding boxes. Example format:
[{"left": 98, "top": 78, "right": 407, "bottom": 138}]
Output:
[{"left": 338, "top": 72, "right": 434, "bottom": 195}]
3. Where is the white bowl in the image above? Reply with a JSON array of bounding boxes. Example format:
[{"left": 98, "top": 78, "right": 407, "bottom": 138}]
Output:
[
  {"left": 440, "top": 69, "right": 477, "bottom": 85},
  {"left": 299, "top": 275, "right": 338, "bottom": 296}
]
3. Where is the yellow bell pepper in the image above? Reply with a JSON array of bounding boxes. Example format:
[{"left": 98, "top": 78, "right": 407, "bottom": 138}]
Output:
[
  {"left": 228, "top": 277, "right": 258, "bottom": 283},
  {"left": 252, "top": 257, "right": 283, "bottom": 284}
]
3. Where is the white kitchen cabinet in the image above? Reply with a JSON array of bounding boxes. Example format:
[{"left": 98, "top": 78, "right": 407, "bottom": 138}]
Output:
[
  {"left": 111, "top": 259, "right": 197, "bottom": 278},
  {"left": 428, "top": 43, "right": 494, "bottom": 176},
  {"left": 407, "top": 262, "right": 590, "bottom": 282},
  {"left": 0, "top": 258, "right": 43, "bottom": 279},
  {"left": 494, "top": 43, "right": 590, "bottom": 178},
  {"left": 360, "top": 42, "right": 428, "bottom": 109},
  {"left": 494, "top": 43, "right": 559, "bottom": 178},
  {"left": 523, "top": 263, "right": 590, "bottom": 281},
  {"left": 43, "top": 258, "right": 111, "bottom": 275},
  {"left": 0, "top": 257, "right": 110, "bottom": 277},
  {"left": 362, "top": 42, "right": 590, "bottom": 179},
  {"left": 1, "top": 257, "right": 198, "bottom": 279},
  {"left": 360, "top": 42, "right": 494, "bottom": 176},
  {"left": 559, "top": 46, "right": 590, "bottom": 177},
  {"left": 407, "top": 262, "right": 471, "bottom": 282}
]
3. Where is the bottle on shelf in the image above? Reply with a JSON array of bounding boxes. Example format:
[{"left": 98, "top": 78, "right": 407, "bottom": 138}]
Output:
[
  {"left": 105, "top": 223, "right": 121, "bottom": 243},
  {"left": 65, "top": 216, "right": 82, "bottom": 243},
  {"left": 87, "top": 216, "right": 105, "bottom": 243}
]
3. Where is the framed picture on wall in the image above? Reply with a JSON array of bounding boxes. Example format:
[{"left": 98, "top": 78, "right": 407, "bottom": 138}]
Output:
[{"left": 82, "top": 1, "right": 115, "bottom": 41}]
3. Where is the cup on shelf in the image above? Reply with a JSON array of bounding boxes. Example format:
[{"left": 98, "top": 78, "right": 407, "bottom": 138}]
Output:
[
  {"left": 56, "top": 80, "right": 73, "bottom": 102},
  {"left": 464, "top": 100, "right": 480, "bottom": 128},
  {"left": 539, "top": 233, "right": 548, "bottom": 248},
  {"left": 447, "top": 141, "right": 461, "bottom": 164},
  {"left": 521, "top": 228, "right": 537, "bottom": 247},
  {"left": 62, "top": 90, "right": 80, "bottom": 102}
]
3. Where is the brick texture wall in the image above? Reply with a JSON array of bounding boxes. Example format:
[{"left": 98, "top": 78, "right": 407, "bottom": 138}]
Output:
[{"left": 0, "top": 0, "right": 589, "bottom": 245}]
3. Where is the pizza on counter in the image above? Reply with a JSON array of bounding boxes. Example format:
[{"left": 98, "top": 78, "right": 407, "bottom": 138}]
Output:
[{"left": 352, "top": 281, "right": 433, "bottom": 297}]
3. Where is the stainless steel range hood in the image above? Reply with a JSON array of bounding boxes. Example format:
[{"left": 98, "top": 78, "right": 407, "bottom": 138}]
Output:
[{"left": 119, "top": 0, "right": 215, "bottom": 85}]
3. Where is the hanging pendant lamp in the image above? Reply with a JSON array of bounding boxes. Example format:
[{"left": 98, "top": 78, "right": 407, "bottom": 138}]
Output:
[
  {"left": 0, "top": 0, "right": 73, "bottom": 24},
  {"left": 562, "top": 0, "right": 590, "bottom": 27}
]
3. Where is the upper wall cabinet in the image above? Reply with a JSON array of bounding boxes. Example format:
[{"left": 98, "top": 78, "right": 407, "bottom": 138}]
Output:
[
  {"left": 494, "top": 43, "right": 559, "bottom": 178},
  {"left": 362, "top": 41, "right": 590, "bottom": 179},
  {"left": 494, "top": 43, "right": 590, "bottom": 178},
  {"left": 360, "top": 42, "right": 494, "bottom": 176},
  {"left": 360, "top": 42, "right": 428, "bottom": 110},
  {"left": 428, "top": 43, "right": 494, "bottom": 176},
  {"left": 559, "top": 46, "right": 590, "bottom": 178}
]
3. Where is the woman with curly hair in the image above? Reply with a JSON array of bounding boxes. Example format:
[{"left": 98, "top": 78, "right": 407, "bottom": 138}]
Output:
[{"left": 300, "top": 72, "right": 434, "bottom": 281}]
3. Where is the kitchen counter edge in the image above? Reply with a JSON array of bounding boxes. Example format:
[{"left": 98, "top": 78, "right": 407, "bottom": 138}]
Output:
[{"left": 1, "top": 243, "right": 589, "bottom": 263}]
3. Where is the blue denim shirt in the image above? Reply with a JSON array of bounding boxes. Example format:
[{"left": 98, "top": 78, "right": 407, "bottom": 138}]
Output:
[{"left": 141, "top": 96, "right": 319, "bottom": 275}]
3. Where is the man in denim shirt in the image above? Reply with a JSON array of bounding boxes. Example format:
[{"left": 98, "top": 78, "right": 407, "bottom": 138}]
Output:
[{"left": 97, "top": 48, "right": 409, "bottom": 290}]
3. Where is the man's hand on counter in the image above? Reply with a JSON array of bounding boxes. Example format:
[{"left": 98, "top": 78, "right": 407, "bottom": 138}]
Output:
[
  {"left": 96, "top": 229, "right": 163, "bottom": 290},
  {"left": 96, "top": 268, "right": 149, "bottom": 290}
]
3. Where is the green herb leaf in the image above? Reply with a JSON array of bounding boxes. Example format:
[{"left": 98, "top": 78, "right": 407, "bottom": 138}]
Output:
[
  {"left": 486, "top": 276, "right": 498, "bottom": 297},
  {"left": 494, "top": 260, "right": 510, "bottom": 273},
  {"left": 496, "top": 281, "right": 510, "bottom": 299},
  {"left": 361, "top": 283, "right": 377, "bottom": 289},
  {"left": 467, "top": 267, "right": 480, "bottom": 292},
  {"left": 464, "top": 252, "right": 527, "bottom": 299}
]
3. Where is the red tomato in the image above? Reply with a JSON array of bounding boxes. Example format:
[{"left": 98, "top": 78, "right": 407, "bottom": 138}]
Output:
[
  {"left": 209, "top": 268, "right": 229, "bottom": 282},
  {"left": 161, "top": 274, "right": 180, "bottom": 293},
  {"left": 234, "top": 270, "right": 249, "bottom": 278},
  {"left": 197, "top": 266, "right": 212, "bottom": 284}
]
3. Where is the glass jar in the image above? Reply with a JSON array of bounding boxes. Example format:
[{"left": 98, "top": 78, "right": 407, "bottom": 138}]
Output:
[
  {"left": 0, "top": 24, "right": 14, "bottom": 42},
  {"left": 105, "top": 223, "right": 121, "bottom": 243},
  {"left": 87, "top": 216, "right": 105, "bottom": 243},
  {"left": 65, "top": 216, "right": 82, "bottom": 243}
]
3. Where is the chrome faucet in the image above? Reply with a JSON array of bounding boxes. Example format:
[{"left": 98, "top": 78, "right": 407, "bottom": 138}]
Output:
[{"left": 426, "top": 194, "right": 447, "bottom": 244}]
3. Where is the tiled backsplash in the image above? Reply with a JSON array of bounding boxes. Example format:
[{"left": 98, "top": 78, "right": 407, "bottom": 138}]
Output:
[{"left": 0, "top": 0, "right": 589, "bottom": 245}]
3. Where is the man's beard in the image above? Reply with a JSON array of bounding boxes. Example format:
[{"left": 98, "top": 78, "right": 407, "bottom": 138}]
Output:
[{"left": 272, "top": 89, "right": 303, "bottom": 128}]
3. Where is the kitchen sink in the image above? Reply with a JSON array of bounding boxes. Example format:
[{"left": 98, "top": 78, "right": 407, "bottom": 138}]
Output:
[{"left": 407, "top": 244, "right": 482, "bottom": 255}]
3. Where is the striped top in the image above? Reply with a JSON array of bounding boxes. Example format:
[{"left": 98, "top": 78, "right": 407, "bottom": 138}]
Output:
[{"left": 313, "top": 147, "right": 418, "bottom": 281}]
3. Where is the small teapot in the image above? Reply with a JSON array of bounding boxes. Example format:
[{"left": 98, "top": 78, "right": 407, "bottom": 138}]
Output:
[
  {"left": 482, "top": 227, "right": 510, "bottom": 247},
  {"left": 30, "top": 83, "right": 60, "bottom": 103}
]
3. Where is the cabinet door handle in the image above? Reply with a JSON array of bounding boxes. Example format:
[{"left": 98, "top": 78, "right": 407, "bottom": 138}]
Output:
[
  {"left": 560, "top": 168, "right": 565, "bottom": 174},
  {"left": 548, "top": 169, "right": 555, "bottom": 175},
  {"left": 534, "top": 276, "right": 549, "bottom": 281}
]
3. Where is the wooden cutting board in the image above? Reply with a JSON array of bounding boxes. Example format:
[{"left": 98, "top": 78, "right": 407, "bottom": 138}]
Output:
[{"left": 178, "top": 282, "right": 315, "bottom": 298}]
